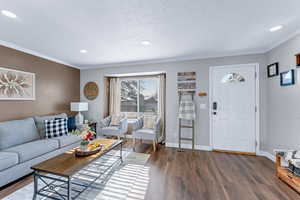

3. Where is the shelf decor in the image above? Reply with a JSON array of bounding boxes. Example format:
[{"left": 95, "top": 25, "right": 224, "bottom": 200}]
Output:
[
  {"left": 0, "top": 67, "right": 35, "bottom": 100},
  {"left": 280, "top": 69, "right": 295, "bottom": 86},
  {"left": 177, "top": 72, "right": 196, "bottom": 92},
  {"left": 267, "top": 62, "right": 279, "bottom": 78}
]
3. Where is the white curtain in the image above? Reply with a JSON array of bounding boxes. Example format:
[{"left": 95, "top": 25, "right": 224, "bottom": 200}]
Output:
[
  {"left": 109, "top": 78, "right": 121, "bottom": 116},
  {"left": 158, "top": 74, "right": 166, "bottom": 142}
]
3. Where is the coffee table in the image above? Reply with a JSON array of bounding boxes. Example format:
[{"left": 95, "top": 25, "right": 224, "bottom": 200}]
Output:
[{"left": 31, "top": 139, "right": 123, "bottom": 200}]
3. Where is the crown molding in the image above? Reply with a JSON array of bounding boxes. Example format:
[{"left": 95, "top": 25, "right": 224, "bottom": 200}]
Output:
[{"left": 0, "top": 40, "right": 80, "bottom": 69}]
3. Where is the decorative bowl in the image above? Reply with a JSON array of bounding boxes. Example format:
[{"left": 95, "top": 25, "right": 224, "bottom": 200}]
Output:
[{"left": 75, "top": 144, "right": 103, "bottom": 157}]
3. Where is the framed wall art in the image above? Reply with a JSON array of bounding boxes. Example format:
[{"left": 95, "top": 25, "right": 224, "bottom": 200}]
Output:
[
  {"left": 280, "top": 69, "right": 295, "bottom": 86},
  {"left": 267, "top": 62, "right": 279, "bottom": 78},
  {"left": 84, "top": 81, "right": 99, "bottom": 100},
  {"left": 0, "top": 67, "right": 35, "bottom": 100}
]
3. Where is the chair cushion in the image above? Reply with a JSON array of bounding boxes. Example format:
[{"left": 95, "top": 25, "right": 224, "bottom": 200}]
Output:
[
  {"left": 101, "top": 126, "right": 120, "bottom": 136},
  {"left": 0, "top": 118, "right": 40, "bottom": 150},
  {"left": 0, "top": 152, "right": 19, "bottom": 171},
  {"left": 34, "top": 113, "right": 67, "bottom": 138},
  {"left": 133, "top": 128, "right": 156, "bottom": 140},
  {"left": 54, "top": 135, "right": 81, "bottom": 148},
  {"left": 5, "top": 139, "right": 59, "bottom": 163}
]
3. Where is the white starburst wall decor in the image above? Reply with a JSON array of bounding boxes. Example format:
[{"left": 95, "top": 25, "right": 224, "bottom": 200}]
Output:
[{"left": 0, "top": 67, "right": 35, "bottom": 100}]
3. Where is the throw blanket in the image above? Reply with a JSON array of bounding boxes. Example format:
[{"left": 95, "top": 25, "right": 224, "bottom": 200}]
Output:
[{"left": 178, "top": 94, "right": 196, "bottom": 120}]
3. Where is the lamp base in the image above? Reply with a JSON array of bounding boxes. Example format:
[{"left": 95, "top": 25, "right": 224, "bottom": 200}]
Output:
[{"left": 75, "top": 112, "right": 84, "bottom": 126}]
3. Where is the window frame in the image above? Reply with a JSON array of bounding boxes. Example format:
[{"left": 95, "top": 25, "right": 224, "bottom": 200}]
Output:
[{"left": 120, "top": 76, "right": 160, "bottom": 115}]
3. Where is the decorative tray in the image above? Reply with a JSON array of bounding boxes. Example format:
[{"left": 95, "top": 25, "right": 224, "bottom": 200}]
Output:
[{"left": 75, "top": 145, "right": 103, "bottom": 157}]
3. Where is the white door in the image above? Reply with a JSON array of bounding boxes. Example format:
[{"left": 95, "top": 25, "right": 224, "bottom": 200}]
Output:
[{"left": 211, "top": 64, "right": 257, "bottom": 153}]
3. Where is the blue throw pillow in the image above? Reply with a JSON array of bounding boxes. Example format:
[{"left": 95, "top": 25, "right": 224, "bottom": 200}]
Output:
[
  {"left": 67, "top": 117, "right": 76, "bottom": 131},
  {"left": 55, "top": 117, "right": 76, "bottom": 132}
]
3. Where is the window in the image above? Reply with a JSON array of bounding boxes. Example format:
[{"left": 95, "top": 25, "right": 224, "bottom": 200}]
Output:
[
  {"left": 221, "top": 73, "right": 245, "bottom": 83},
  {"left": 120, "top": 78, "right": 159, "bottom": 113}
]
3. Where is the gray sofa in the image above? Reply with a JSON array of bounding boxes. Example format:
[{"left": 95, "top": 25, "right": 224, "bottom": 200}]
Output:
[{"left": 0, "top": 113, "right": 81, "bottom": 187}]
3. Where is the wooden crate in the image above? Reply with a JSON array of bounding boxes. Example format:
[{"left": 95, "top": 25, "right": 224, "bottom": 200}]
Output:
[{"left": 276, "top": 153, "right": 300, "bottom": 193}]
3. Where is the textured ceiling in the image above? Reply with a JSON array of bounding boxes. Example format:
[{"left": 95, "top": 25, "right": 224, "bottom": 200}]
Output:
[{"left": 1, "top": 0, "right": 300, "bottom": 69}]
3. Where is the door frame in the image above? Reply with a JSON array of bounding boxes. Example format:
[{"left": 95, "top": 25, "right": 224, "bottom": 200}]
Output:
[{"left": 209, "top": 63, "right": 260, "bottom": 154}]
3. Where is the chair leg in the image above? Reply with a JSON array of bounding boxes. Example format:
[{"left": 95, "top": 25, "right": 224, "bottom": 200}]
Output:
[
  {"left": 133, "top": 138, "right": 135, "bottom": 151},
  {"left": 153, "top": 140, "right": 156, "bottom": 152},
  {"left": 118, "top": 136, "right": 120, "bottom": 140}
]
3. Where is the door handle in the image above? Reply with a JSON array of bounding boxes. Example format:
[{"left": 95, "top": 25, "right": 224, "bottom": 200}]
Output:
[{"left": 213, "top": 102, "right": 217, "bottom": 110}]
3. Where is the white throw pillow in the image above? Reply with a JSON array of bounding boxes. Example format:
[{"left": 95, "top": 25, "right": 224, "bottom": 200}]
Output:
[
  {"left": 143, "top": 116, "right": 157, "bottom": 129},
  {"left": 110, "top": 115, "right": 123, "bottom": 126}
]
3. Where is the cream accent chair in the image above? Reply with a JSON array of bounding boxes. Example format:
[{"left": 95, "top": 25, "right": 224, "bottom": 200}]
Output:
[{"left": 132, "top": 117, "right": 161, "bottom": 151}]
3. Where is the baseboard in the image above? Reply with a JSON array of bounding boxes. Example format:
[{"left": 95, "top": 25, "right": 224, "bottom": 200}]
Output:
[
  {"left": 165, "top": 142, "right": 212, "bottom": 151},
  {"left": 258, "top": 151, "right": 276, "bottom": 162},
  {"left": 165, "top": 143, "right": 276, "bottom": 162}
]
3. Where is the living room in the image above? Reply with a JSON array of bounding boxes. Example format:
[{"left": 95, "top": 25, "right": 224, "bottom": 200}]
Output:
[{"left": 1, "top": 1, "right": 300, "bottom": 200}]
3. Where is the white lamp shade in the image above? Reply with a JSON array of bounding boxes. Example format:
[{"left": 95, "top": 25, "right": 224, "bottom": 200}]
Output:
[{"left": 70, "top": 102, "right": 88, "bottom": 112}]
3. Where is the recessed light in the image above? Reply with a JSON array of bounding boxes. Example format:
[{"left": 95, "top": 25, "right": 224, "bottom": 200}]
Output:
[
  {"left": 80, "top": 49, "right": 87, "bottom": 53},
  {"left": 141, "top": 41, "right": 151, "bottom": 46},
  {"left": 270, "top": 25, "right": 283, "bottom": 32},
  {"left": 1, "top": 10, "right": 17, "bottom": 19}
]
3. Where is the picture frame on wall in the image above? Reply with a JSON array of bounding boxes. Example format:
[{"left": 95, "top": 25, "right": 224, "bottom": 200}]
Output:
[
  {"left": 0, "top": 67, "right": 35, "bottom": 100},
  {"left": 267, "top": 62, "right": 279, "bottom": 77},
  {"left": 280, "top": 69, "right": 295, "bottom": 86}
]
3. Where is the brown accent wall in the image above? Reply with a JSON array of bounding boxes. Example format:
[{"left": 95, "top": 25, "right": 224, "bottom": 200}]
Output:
[{"left": 0, "top": 45, "right": 80, "bottom": 122}]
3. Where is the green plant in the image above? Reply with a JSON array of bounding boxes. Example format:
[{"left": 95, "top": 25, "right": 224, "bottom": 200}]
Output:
[
  {"left": 80, "top": 140, "right": 89, "bottom": 146},
  {"left": 70, "top": 129, "right": 81, "bottom": 135}
]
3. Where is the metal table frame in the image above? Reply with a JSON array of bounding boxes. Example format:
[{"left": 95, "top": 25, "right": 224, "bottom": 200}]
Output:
[{"left": 33, "top": 142, "right": 123, "bottom": 200}]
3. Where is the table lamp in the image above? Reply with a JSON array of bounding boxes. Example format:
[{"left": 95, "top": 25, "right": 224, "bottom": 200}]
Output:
[{"left": 70, "top": 102, "right": 88, "bottom": 125}]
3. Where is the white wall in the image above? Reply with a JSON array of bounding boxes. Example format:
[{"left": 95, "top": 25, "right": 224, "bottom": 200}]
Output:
[
  {"left": 265, "top": 34, "right": 300, "bottom": 154},
  {"left": 81, "top": 54, "right": 267, "bottom": 149}
]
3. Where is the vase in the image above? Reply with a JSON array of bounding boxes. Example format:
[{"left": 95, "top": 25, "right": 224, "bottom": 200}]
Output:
[{"left": 80, "top": 143, "right": 89, "bottom": 151}]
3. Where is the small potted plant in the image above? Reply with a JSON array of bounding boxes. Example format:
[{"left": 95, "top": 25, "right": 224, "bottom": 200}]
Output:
[{"left": 80, "top": 130, "right": 94, "bottom": 151}]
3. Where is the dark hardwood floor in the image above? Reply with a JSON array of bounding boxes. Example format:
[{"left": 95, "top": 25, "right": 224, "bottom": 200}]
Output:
[{"left": 1, "top": 140, "right": 300, "bottom": 200}]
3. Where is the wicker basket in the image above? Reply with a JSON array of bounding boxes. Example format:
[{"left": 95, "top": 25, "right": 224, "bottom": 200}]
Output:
[{"left": 75, "top": 145, "right": 103, "bottom": 157}]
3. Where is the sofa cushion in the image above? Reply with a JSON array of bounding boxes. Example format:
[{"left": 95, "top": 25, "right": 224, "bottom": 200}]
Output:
[
  {"left": 0, "top": 152, "right": 19, "bottom": 171},
  {"left": 5, "top": 139, "right": 59, "bottom": 163},
  {"left": 34, "top": 113, "right": 67, "bottom": 138},
  {"left": 0, "top": 118, "right": 40, "bottom": 150},
  {"left": 54, "top": 135, "right": 81, "bottom": 148}
]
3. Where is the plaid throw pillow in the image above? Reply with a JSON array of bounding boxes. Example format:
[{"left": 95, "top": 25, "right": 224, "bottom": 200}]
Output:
[{"left": 44, "top": 118, "right": 68, "bottom": 138}]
